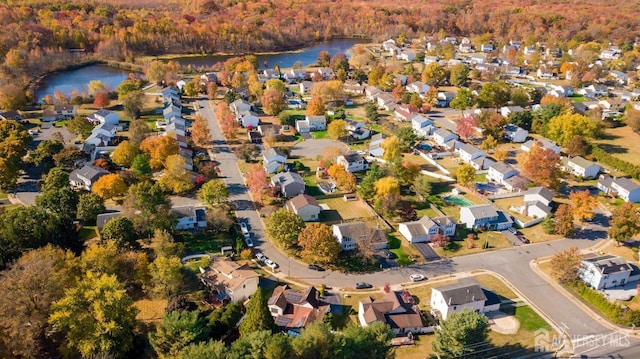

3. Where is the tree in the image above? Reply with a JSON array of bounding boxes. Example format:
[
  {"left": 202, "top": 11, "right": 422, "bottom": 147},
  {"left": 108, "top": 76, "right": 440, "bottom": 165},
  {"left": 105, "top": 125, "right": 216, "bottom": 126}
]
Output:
[
  {"left": 0, "top": 84, "right": 28, "bottom": 110},
  {"left": 265, "top": 208, "right": 305, "bottom": 249},
  {"left": 159, "top": 154, "right": 194, "bottom": 194},
  {"left": 569, "top": 190, "right": 598, "bottom": 223},
  {"left": 132, "top": 153, "right": 152, "bottom": 177},
  {"left": 358, "top": 163, "right": 385, "bottom": 199},
  {"left": 320, "top": 146, "right": 345, "bottom": 168},
  {"left": 396, "top": 126, "right": 418, "bottom": 152},
  {"left": 208, "top": 301, "right": 245, "bottom": 339},
  {"left": 480, "top": 134, "right": 498, "bottom": 151},
  {"left": 0, "top": 246, "right": 77, "bottom": 358},
  {"left": 477, "top": 111, "right": 509, "bottom": 139},
  {"left": 327, "top": 119, "right": 348, "bottom": 140},
  {"left": 129, "top": 119, "right": 152, "bottom": 145},
  {"left": 374, "top": 176, "right": 400, "bottom": 199},
  {"left": 327, "top": 164, "right": 356, "bottom": 191},
  {"left": 207, "top": 82, "right": 218, "bottom": 100},
  {"left": 608, "top": 202, "right": 640, "bottom": 245},
  {"left": 261, "top": 88, "right": 286, "bottom": 115},
  {"left": 493, "top": 148, "right": 509, "bottom": 161},
  {"left": 29, "top": 139, "right": 64, "bottom": 168},
  {"left": 411, "top": 175, "right": 433, "bottom": 200},
  {"left": 140, "top": 135, "right": 180, "bottom": 169},
  {"left": 112, "top": 140, "right": 138, "bottom": 167},
  {"left": 77, "top": 192, "right": 106, "bottom": 224},
  {"left": 122, "top": 90, "right": 144, "bottom": 119},
  {"left": 66, "top": 116, "right": 94, "bottom": 138},
  {"left": 477, "top": 81, "right": 511, "bottom": 108},
  {"left": 239, "top": 288, "right": 277, "bottom": 336},
  {"left": 179, "top": 341, "right": 228, "bottom": 359},
  {"left": 245, "top": 163, "right": 269, "bottom": 203},
  {"left": 149, "top": 310, "right": 210, "bottom": 359},
  {"left": 397, "top": 160, "right": 421, "bottom": 187},
  {"left": 550, "top": 247, "right": 583, "bottom": 284},
  {"left": 456, "top": 163, "right": 476, "bottom": 187},
  {"left": 53, "top": 146, "right": 87, "bottom": 171},
  {"left": 450, "top": 63, "right": 470, "bottom": 87},
  {"left": 510, "top": 87, "right": 530, "bottom": 107},
  {"left": 432, "top": 309, "right": 490, "bottom": 358},
  {"left": 146, "top": 60, "right": 169, "bottom": 84},
  {"left": 148, "top": 255, "right": 184, "bottom": 298},
  {"left": 49, "top": 271, "right": 138, "bottom": 358},
  {"left": 42, "top": 167, "right": 70, "bottom": 192},
  {"left": 508, "top": 110, "right": 533, "bottom": 131},
  {"left": 554, "top": 204, "right": 576, "bottom": 237},
  {"left": 517, "top": 142, "right": 561, "bottom": 188},
  {"left": 191, "top": 114, "right": 211, "bottom": 147},
  {"left": 149, "top": 230, "right": 184, "bottom": 259},
  {"left": 92, "top": 173, "right": 127, "bottom": 199},
  {"left": 531, "top": 103, "right": 562, "bottom": 134},
  {"left": 101, "top": 216, "right": 138, "bottom": 250},
  {"left": 565, "top": 136, "right": 590, "bottom": 157},
  {"left": 93, "top": 91, "right": 110, "bottom": 108},
  {"left": 235, "top": 142, "right": 261, "bottom": 162},
  {"left": 338, "top": 322, "right": 394, "bottom": 359},
  {"left": 381, "top": 136, "right": 402, "bottom": 163},
  {"left": 624, "top": 108, "right": 640, "bottom": 131},
  {"left": 450, "top": 88, "right": 476, "bottom": 111},
  {"left": 36, "top": 186, "right": 79, "bottom": 219},
  {"left": 422, "top": 62, "right": 446, "bottom": 85},
  {"left": 317, "top": 50, "right": 331, "bottom": 67},
  {"left": 391, "top": 84, "right": 406, "bottom": 102},
  {"left": 545, "top": 113, "right": 600, "bottom": 146},
  {"left": 306, "top": 96, "right": 326, "bottom": 116},
  {"left": 456, "top": 115, "right": 478, "bottom": 140},
  {"left": 198, "top": 179, "right": 229, "bottom": 207},
  {"left": 298, "top": 223, "right": 341, "bottom": 264}
]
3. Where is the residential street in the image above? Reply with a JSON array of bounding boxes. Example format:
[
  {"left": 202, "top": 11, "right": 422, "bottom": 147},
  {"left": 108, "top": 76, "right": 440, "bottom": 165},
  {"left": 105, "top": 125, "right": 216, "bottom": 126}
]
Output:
[{"left": 198, "top": 99, "right": 640, "bottom": 357}]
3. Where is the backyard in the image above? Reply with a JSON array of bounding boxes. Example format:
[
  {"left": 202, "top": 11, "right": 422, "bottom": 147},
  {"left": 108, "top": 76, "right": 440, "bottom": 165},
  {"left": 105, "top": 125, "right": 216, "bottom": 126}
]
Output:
[
  {"left": 594, "top": 126, "right": 640, "bottom": 168},
  {"left": 317, "top": 196, "right": 379, "bottom": 223},
  {"left": 434, "top": 230, "right": 512, "bottom": 258}
]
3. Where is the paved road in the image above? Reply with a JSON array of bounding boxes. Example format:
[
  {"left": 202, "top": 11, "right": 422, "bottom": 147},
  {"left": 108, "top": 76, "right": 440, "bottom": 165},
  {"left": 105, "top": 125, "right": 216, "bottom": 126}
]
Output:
[{"left": 198, "top": 99, "right": 640, "bottom": 357}]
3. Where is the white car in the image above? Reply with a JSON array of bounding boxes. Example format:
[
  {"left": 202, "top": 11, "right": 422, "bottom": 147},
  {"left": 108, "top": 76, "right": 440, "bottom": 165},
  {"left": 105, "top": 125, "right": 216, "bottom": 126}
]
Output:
[
  {"left": 265, "top": 259, "right": 278, "bottom": 269},
  {"left": 410, "top": 274, "right": 426, "bottom": 282},
  {"left": 255, "top": 252, "right": 266, "bottom": 262},
  {"left": 244, "top": 237, "right": 254, "bottom": 248},
  {"left": 240, "top": 222, "right": 249, "bottom": 234}
]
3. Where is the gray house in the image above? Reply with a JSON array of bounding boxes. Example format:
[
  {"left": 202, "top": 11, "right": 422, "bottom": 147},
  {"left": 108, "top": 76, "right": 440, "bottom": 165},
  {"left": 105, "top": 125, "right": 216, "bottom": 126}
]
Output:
[
  {"left": 459, "top": 204, "right": 513, "bottom": 230},
  {"left": 69, "top": 165, "right": 110, "bottom": 191},
  {"left": 271, "top": 172, "right": 306, "bottom": 197}
]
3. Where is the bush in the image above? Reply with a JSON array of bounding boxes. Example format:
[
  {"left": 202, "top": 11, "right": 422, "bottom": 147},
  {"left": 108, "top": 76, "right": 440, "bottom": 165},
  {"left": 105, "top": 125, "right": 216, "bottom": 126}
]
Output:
[
  {"left": 591, "top": 145, "right": 640, "bottom": 179},
  {"left": 571, "top": 281, "right": 640, "bottom": 326}
]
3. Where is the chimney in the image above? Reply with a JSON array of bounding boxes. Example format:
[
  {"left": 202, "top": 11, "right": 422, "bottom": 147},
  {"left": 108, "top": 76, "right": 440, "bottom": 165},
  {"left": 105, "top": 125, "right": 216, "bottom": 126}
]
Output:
[{"left": 448, "top": 297, "right": 451, "bottom": 305}]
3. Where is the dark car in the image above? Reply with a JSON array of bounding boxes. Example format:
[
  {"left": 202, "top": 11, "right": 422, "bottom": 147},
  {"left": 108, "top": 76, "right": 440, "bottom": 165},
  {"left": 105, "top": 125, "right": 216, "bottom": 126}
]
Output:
[
  {"left": 383, "top": 249, "right": 397, "bottom": 259},
  {"left": 355, "top": 282, "right": 373, "bottom": 289},
  {"left": 308, "top": 264, "right": 326, "bottom": 272},
  {"left": 518, "top": 235, "right": 530, "bottom": 244}
]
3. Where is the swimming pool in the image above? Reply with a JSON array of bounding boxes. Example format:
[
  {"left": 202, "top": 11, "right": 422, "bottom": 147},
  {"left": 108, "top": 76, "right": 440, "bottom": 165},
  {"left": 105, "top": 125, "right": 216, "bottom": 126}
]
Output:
[
  {"left": 443, "top": 195, "right": 474, "bottom": 207},
  {"left": 418, "top": 143, "right": 432, "bottom": 151}
]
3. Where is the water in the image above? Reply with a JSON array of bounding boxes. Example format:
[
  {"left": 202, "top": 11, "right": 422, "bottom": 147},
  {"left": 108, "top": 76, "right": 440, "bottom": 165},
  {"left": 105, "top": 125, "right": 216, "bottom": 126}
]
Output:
[
  {"left": 443, "top": 195, "right": 474, "bottom": 207},
  {"left": 171, "top": 38, "right": 368, "bottom": 69},
  {"left": 36, "top": 64, "right": 131, "bottom": 101}
]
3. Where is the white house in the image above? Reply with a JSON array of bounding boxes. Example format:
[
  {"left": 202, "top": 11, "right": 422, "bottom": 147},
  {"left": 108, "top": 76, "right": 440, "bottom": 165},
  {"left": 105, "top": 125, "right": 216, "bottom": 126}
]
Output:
[
  {"left": 579, "top": 254, "right": 634, "bottom": 290},
  {"left": 406, "top": 81, "right": 430, "bottom": 98},
  {"left": 412, "top": 115, "right": 435, "bottom": 138},
  {"left": 398, "top": 216, "right": 456, "bottom": 243},
  {"left": 333, "top": 222, "right": 387, "bottom": 251},
  {"left": 263, "top": 69, "right": 279, "bottom": 79},
  {"left": 238, "top": 111, "right": 260, "bottom": 128},
  {"left": 504, "top": 124, "right": 528, "bottom": 143},
  {"left": 171, "top": 206, "right": 207, "bottom": 230},
  {"left": 283, "top": 68, "right": 307, "bottom": 83},
  {"left": 456, "top": 142, "right": 486, "bottom": 165},
  {"left": 87, "top": 109, "right": 119, "bottom": 125},
  {"left": 433, "top": 128, "right": 458, "bottom": 147},
  {"left": 369, "top": 133, "right": 385, "bottom": 157},
  {"left": 200, "top": 256, "right": 259, "bottom": 303},
  {"left": 549, "top": 84, "right": 574, "bottom": 97},
  {"left": 536, "top": 67, "right": 555, "bottom": 79},
  {"left": 263, "top": 148, "right": 287, "bottom": 174},
  {"left": 500, "top": 106, "right": 524, "bottom": 118},
  {"left": 271, "top": 171, "right": 306, "bottom": 197},
  {"left": 430, "top": 281, "right": 501, "bottom": 320},
  {"left": 480, "top": 43, "right": 494, "bottom": 53},
  {"left": 521, "top": 139, "right": 561, "bottom": 154},
  {"left": 346, "top": 119, "right": 370, "bottom": 140},
  {"left": 299, "top": 81, "right": 314, "bottom": 95},
  {"left": 487, "top": 162, "right": 519, "bottom": 186},
  {"left": 165, "top": 122, "right": 186, "bottom": 137},
  {"left": 563, "top": 156, "right": 601, "bottom": 179},
  {"left": 516, "top": 186, "right": 553, "bottom": 219},
  {"left": 523, "top": 187, "right": 553, "bottom": 207},
  {"left": 69, "top": 165, "right": 109, "bottom": 191},
  {"left": 230, "top": 99, "right": 251, "bottom": 114},
  {"left": 337, "top": 152, "right": 369, "bottom": 173},
  {"left": 163, "top": 103, "right": 182, "bottom": 120},
  {"left": 358, "top": 290, "right": 427, "bottom": 335},
  {"left": 85, "top": 122, "right": 117, "bottom": 147},
  {"left": 597, "top": 175, "right": 640, "bottom": 203},
  {"left": 295, "top": 115, "right": 326, "bottom": 133},
  {"left": 285, "top": 194, "right": 322, "bottom": 222},
  {"left": 376, "top": 94, "right": 396, "bottom": 111},
  {"left": 53, "top": 104, "right": 77, "bottom": 119},
  {"left": 460, "top": 204, "right": 513, "bottom": 230},
  {"left": 398, "top": 50, "right": 416, "bottom": 62},
  {"left": 317, "top": 67, "right": 335, "bottom": 80}
]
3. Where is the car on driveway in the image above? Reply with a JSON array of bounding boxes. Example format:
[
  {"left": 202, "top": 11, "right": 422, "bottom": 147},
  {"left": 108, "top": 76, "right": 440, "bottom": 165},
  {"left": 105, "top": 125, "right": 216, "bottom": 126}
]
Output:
[
  {"left": 255, "top": 252, "right": 266, "bottom": 262},
  {"left": 240, "top": 222, "right": 249, "bottom": 234},
  {"left": 308, "top": 264, "right": 326, "bottom": 271},
  {"left": 410, "top": 274, "right": 426, "bottom": 282},
  {"left": 244, "top": 237, "right": 254, "bottom": 248},
  {"left": 518, "top": 235, "right": 530, "bottom": 244},
  {"left": 355, "top": 282, "right": 373, "bottom": 289},
  {"left": 265, "top": 259, "right": 278, "bottom": 269}
]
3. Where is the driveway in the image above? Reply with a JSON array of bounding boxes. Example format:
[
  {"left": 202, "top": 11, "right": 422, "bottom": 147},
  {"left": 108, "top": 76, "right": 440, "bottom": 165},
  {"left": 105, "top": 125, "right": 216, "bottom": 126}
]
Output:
[
  {"left": 289, "top": 138, "right": 347, "bottom": 159},
  {"left": 413, "top": 242, "right": 441, "bottom": 261}
]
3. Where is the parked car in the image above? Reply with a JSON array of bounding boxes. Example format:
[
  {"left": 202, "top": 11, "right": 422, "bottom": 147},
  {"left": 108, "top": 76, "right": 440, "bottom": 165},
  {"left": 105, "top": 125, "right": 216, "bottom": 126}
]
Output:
[
  {"left": 244, "top": 237, "right": 254, "bottom": 248},
  {"left": 355, "top": 282, "right": 373, "bottom": 289},
  {"left": 308, "top": 264, "right": 326, "bottom": 272},
  {"left": 518, "top": 235, "right": 530, "bottom": 244},
  {"left": 265, "top": 259, "right": 278, "bottom": 269},
  {"left": 410, "top": 274, "right": 426, "bottom": 282},
  {"left": 243, "top": 232, "right": 251, "bottom": 240},
  {"left": 508, "top": 227, "right": 517, "bottom": 234},
  {"left": 255, "top": 252, "right": 266, "bottom": 262},
  {"left": 240, "top": 222, "right": 249, "bottom": 234}
]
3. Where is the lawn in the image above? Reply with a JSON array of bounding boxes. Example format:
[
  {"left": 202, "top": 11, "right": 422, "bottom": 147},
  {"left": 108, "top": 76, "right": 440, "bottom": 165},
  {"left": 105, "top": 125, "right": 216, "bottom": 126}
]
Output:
[
  {"left": 0, "top": 192, "right": 7, "bottom": 200},
  {"left": 79, "top": 226, "right": 99, "bottom": 242},
  {"left": 311, "top": 130, "right": 327, "bottom": 139},
  {"left": 473, "top": 273, "right": 518, "bottom": 300},
  {"left": 518, "top": 225, "right": 562, "bottom": 243},
  {"left": 492, "top": 196, "right": 531, "bottom": 223},
  {"left": 594, "top": 126, "right": 640, "bottom": 167},
  {"left": 317, "top": 197, "right": 378, "bottom": 222},
  {"left": 388, "top": 233, "right": 423, "bottom": 266},
  {"left": 177, "top": 231, "right": 235, "bottom": 255},
  {"left": 435, "top": 231, "right": 512, "bottom": 258},
  {"left": 490, "top": 305, "right": 556, "bottom": 352}
]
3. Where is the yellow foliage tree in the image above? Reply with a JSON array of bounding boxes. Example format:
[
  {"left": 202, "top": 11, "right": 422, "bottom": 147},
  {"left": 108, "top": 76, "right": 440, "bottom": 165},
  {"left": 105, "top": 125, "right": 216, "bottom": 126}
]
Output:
[
  {"left": 111, "top": 140, "right": 138, "bottom": 167},
  {"left": 92, "top": 173, "right": 127, "bottom": 200},
  {"left": 327, "top": 119, "right": 347, "bottom": 140},
  {"left": 158, "top": 154, "right": 194, "bottom": 194},
  {"left": 374, "top": 176, "right": 400, "bottom": 199},
  {"left": 139, "top": 136, "right": 179, "bottom": 170},
  {"left": 306, "top": 96, "right": 326, "bottom": 116},
  {"left": 569, "top": 190, "right": 598, "bottom": 223},
  {"left": 382, "top": 136, "right": 402, "bottom": 163},
  {"left": 456, "top": 164, "right": 476, "bottom": 187}
]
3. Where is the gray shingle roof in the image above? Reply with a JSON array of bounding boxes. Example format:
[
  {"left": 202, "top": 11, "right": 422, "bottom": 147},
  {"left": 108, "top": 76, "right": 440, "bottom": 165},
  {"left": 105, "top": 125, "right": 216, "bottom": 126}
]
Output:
[{"left": 434, "top": 281, "right": 487, "bottom": 306}]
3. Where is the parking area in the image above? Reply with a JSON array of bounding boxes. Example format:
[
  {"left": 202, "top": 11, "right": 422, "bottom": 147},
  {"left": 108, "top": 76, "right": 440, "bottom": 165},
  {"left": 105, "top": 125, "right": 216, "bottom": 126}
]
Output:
[{"left": 413, "top": 242, "right": 441, "bottom": 261}]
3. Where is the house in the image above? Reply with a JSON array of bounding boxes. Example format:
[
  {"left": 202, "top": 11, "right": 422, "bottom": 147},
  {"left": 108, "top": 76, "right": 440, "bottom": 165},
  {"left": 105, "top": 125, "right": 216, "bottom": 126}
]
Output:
[
  {"left": 369, "top": 133, "right": 385, "bottom": 157},
  {"left": 600, "top": 48, "right": 621, "bottom": 60},
  {"left": 456, "top": 142, "right": 486, "bottom": 165},
  {"left": 54, "top": 104, "right": 77, "bottom": 119},
  {"left": 499, "top": 106, "right": 524, "bottom": 118},
  {"left": 412, "top": 115, "right": 435, "bottom": 138},
  {"left": 480, "top": 43, "right": 494, "bottom": 53},
  {"left": 0, "top": 110, "right": 21, "bottom": 122},
  {"left": 87, "top": 109, "right": 119, "bottom": 126},
  {"left": 263, "top": 148, "right": 287, "bottom": 173},
  {"left": 299, "top": 81, "right": 314, "bottom": 95},
  {"left": 171, "top": 206, "right": 207, "bottom": 230},
  {"left": 563, "top": 156, "right": 601, "bottom": 179},
  {"left": 346, "top": 119, "right": 370, "bottom": 140},
  {"left": 398, "top": 50, "right": 416, "bottom": 62},
  {"left": 382, "top": 39, "right": 397, "bottom": 52},
  {"left": 487, "top": 162, "right": 519, "bottom": 186},
  {"left": 43, "top": 109, "right": 57, "bottom": 122},
  {"left": 96, "top": 212, "right": 122, "bottom": 230},
  {"left": 263, "top": 69, "right": 279, "bottom": 79},
  {"left": 257, "top": 124, "right": 281, "bottom": 137},
  {"left": 549, "top": 85, "right": 574, "bottom": 97},
  {"left": 304, "top": 115, "right": 327, "bottom": 131},
  {"left": 333, "top": 221, "right": 387, "bottom": 251},
  {"left": 286, "top": 194, "right": 322, "bottom": 222},
  {"left": 343, "top": 81, "right": 365, "bottom": 95},
  {"left": 521, "top": 139, "right": 561, "bottom": 154},
  {"left": 393, "top": 74, "right": 408, "bottom": 86},
  {"left": 523, "top": 46, "right": 537, "bottom": 55},
  {"left": 394, "top": 105, "right": 417, "bottom": 122},
  {"left": 430, "top": 280, "right": 501, "bottom": 320},
  {"left": 364, "top": 86, "right": 382, "bottom": 101},
  {"left": 248, "top": 131, "right": 262, "bottom": 144},
  {"left": 200, "top": 256, "right": 259, "bottom": 303},
  {"left": 358, "top": 290, "right": 426, "bottom": 335},
  {"left": 283, "top": 69, "right": 307, "bottom": 83},
  {"left": 597, "top": 175, "right": 640, "bottom": 203},
  {"left": 460, "top": 204, "right": 513, "bottom": 230},
  {"left": 200, "top": 72, "right": 218, "bottom": 84},
  {"left": 230, "top": 99, "right": 251, "bottom": 114},
  {"left": 165, "top": 121, "right": 186, "bottom": 136},
  {"left": 436, "top": 92, "right": 456, "bottom": 108},
  {"left": 376, "top": 93, "right": 396, "bottom": 111},
  {"left": 609, "top": 70, "right": 629, "bottom": 85},
  {"left": 398, "top": 215, "right": 456, "bottom": 243},
  {"left": 238, "top": 111, "right": 259, "bottom": 128},
  {"left": 159, "top": 86, "right": 180, "bottom": 102},
  {"left": 69, "top": 165, "right": 109, "bottom": 191},
  {"left": 459, "top": 42, "right": 473, "bottom": 53},
  {"left": 536, "top": 67, "right": 555, "bottom": 79},
  {"left": 514, "top": 186, "right": 553, "bottom": 219},
  {"left": 406, "top": 81, "right": 430, "bottom": 98},
  {"left": 469, "top": 53, "right": 487, "bottom": 64},
  {"left": 432, "top": 128, "right": 458, "bottom": 147},
  {"left": 268, "top": 285, "right": 332, "bottom": 332},
  {"left": 579, "top": 254, "right": 634, "bottom": 290},
  {"left": 503, "top": 124, "right": 528, "bottom": 143},
  {"left": 523, "top": 186, "right": 553, "bottom": 207},
  {"left": 162, "top": 103, "right": 182, "bottom": 120},
  {"left": 317, "top": 67, "right": 334, "bottom": 80},
  {"left": 85, "top": 122, "right": 118, "bottom": 146},
  {"left": 337, "top": 152, "right": 369, "bottom": 173},
  {"left": 179, "top": 148, "right": 194, "bottom": 171},
  {"left": 271, "top": 171, "right": 306, "bottom": 197},
  {"left": 423, "top": 56, "right": 440, "bottom": 65}
]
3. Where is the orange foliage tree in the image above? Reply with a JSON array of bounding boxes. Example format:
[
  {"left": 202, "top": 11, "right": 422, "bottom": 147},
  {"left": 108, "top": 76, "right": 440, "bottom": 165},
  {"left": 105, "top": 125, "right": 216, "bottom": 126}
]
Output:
[
  {"left": 298, "top": 223, "right": 341, "bottom": 264},
  {"left": 92, "top": 174, "right": 127, "bottom": 200},
  {"left": 245, "top": 163, "right": 268, "bottom": 203},
  {"left": 139, "top": 136, "right": 179, "bottom": 170},
  {"left": 191, "top": 114, "right": 211, "bottom": 147},
  {"left": 517, "top": 142, "right": 561, "bottom": 188}
]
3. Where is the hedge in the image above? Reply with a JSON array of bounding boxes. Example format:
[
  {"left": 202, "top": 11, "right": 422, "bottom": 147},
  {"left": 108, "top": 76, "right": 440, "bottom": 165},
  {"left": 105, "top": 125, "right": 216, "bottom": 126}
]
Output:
[
  {"left": 591, "top": 145, "right": 640, "bottom": 179},
  {"left": 571, "top": 281, "right": 640, "bottom": 326}
]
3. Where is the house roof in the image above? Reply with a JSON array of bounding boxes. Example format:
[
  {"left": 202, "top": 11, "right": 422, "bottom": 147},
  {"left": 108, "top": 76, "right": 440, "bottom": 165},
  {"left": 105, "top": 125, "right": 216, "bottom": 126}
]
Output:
[
  {"left": 305, "top": 115, "right": 326, "bottom": 123},
  {"left": 341, "top": 152, "right": 365, "bottom": 164},
  {"left": 334, "top": 221, "right": 386, "bottom": 242},
  {"left": 490, "top": 162, "right": 517, "bottom": 176},
  {"left": 360, "top": 290, "right": 423, "bottom": 329},
  {"left": 268, "top": 285, "right": 330, "bottom": 330},
  {"left": 69, "top": 165, "right": 109, "bottom": 183},
  {"left": 569, "top": 156, "right": 598, "bottom": 169},
  {"left": 434, "top": 128, "right": 454, "bottom": 138},
  {"left": 263, "top": 148, "right": 286, "bottom": 161},
  {"left": 613, "top": 177, "right": 640, "bottom": 192},
  {"left": 201, "top": 257, "right": 259, "bottom": 292},
  {"left": 171, "top": 206, "right": 206, "bottom": 220},
  {"left": 464, "top": 204, "right": 500, "bottom": 220},
  {"left": 582, "top": 254, "right": 633, "bottom": 275},
  {"left": 273, "top": 171, "right": 305, "bottom": 187},
  {"left": 54, "top": 104, "right": 76, "bottom": 111},
  {"left": 525, "top": 187, "right": 553, "bottom": 202},
  {"left": 287, "top": 194, "right": 320, "bottom": 211},
  {"left": 401, "top": 222, "right": 428, "bottom": 237},
  {"left": 96, "top": 211, "right": 122, "bottom": 229},
  {"left": 0, "top": 110, "right": 20, "bottom": 119},
  {"left": 433, "top": 281, "right": 487, "bottom": 306},
  {"left": 457, "top": 142, "right": 483, "bottom": 156}
]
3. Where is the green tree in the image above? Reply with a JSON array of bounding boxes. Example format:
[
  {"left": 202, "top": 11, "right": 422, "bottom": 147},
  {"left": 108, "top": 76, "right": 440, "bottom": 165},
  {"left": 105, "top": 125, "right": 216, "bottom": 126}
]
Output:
[
  {"left": 36, "top": 186, "right": 79, "bottom": 219},
  {"left": 609, "top": 202, "right": 640, "bottom": 245},
  {"left": 449, "top": 63, "right": 470, "bottom": 87},
  {"left": 239, "top": 288, "right": 277, "bottom": 336},
  {"left": 411, "top": 175, "right": 433, "bottom": 200},
  {"left": 66, "top": 117, "right": 94, "bottom": 138},
  {"left": 41, "top": 168, "right": 71, "bottom": 194},
  {"left": 77, "top": 192, "right": 106, "bottom": 224},
  {"left": 112, "top": 140, "right": 138, "bottom": 167},
  {"left": 508, "top": 110, "right": 533, "bottom": 131},
  {"left": 477, "top": 81, "right": 511, "bottom": 108},
  {"left": 179, "top": 341, "right": 229, "bottom": 359},
  {"left": 396, "top": 126, "right": 418, "bottom": 152},
  {"left": 149, "top": 310, "right": 210, "bottom": 359},
  {"left": 422, "top": 62, "right": 446, "bottom": 85},
  {"left": 358, "top": 163, "right": 385, "bottom": 199},
  {"left": 456, "top": 163, "right": 476, "bottom": 187},
  {"left": 449, "top": 88, "right": 476, "bottom": 112},
  {"left": 510, "top": 87, "right": 530, "bottom": 106},
  {"left": 29, "top": 139, "right": 64, "bottom": 168},
  {"left": 298, "top": 223, "right": 341, "bottom": 264},
  {"left": 122, "top": 90, "right": 144, "bottom": 119},
  {"left": 132, "top": 153, "right": 152, "bottom": 177},
  {"left": 291, "top": 322, "right": 336, "bottom": 359},
  {"left": 265, "top": 208, "right": 305, "bottom": 249},
  {"left": 327, "top": 119, "right": 348, "bottom": 140},
  {"left": 49, "top": 271, "right": 138, "bottom": 358},
  {"left": 198, "top": 179, "right": 229, "bottom": 207},
  {"left": 117, "top": 78, "right": 142, "bottom": 98},
  {"left": 550, "top": 246, "right": 583, "bottom": 284},
  {"left": 208, "top": 301, "right": 245, "bottom": 339},
  {"left": 129, "top": 119, "right": 151, "bottom": 146},
  {"left": 337, "top": 322, "right": 394, "bottom": 359},
  {"left": 148, "top": 255, "right": 184, "bottom": 298},
  {"left": 53, "top": 146, "right": 87, "bottom": 171},
  {"left": 101, "top": 216, "right": 138, "bottom": 250},
  {"left": 432, "top": 309, "right": 490, "bottom": 358},
  {"left": 531, "top": 103, "right": 562, "bottom": 134}
]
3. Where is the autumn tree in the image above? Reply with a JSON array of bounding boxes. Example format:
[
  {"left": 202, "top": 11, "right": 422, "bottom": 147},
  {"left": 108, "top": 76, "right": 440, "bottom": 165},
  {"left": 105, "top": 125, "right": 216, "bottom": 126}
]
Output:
[
  {"left": 565, "top": 136, "right": 591, "bottom": 157},
  {"left": 77, "top": 192, "right": 106, "bottom": 224},
  {"left": 245, "top": 163, "right": 269, "bottom": 203},
  {"left": 148, "top": 255, "right": 184, "bottom": 298},
  {"left": 608, "top": 202, "right": 640, "bottom": 245},
  {"left": 198, "top": 179, "right": 229, "bottom": 207},
  {"left": 261, "top": 88, "right": 286, "bottom": 115},
  {"left": 317, "top": 50, "right": 331, "bottom": 67},
  {"left": 158, "top": 154, "right": 194, "bottom": 194},
  {"left": 480, "top": 134, "right": 498, "bottom": 152},
  {"left": 265, "top": 208, "right": 305, "bottom": 249},
  {"left": 456, "top": 115, "right": 478, "bottom": 140},
  {"left": 569, "top": 190, "right": 598, "bottom": 223},
  {"left": 450, "top": 63, "right": 470, "bottom": 87},
  {"left": 92, "top": 173, "right": 127, "bottom": 200},
  {"left": 146, "top": 60, "right": 169, "bottom": 84},
  {"left": 422, "top": 62, "right": 446, "bottom": 85},
  {"left": 550, "top": 247, "right": 583, "bottom": 284},
  {"left": 93, "top": 91, "right": 110, "bottom": 108},
  {"left": 112, "top": 140, "right": 138, "bottom": 167},
  {"left": 450, "top": 88, "right": 476, "bottom": 112},
  {"left": 122, "top": 90, "right": 144, "bottom": 119},
  {"left": 477, "top": 81, "right": 511, "bottom": 108},
  {"left": 623, "top": 108, "right": 640, "bottom": 131},
  {"left": 140, "top": 135, "right": 180, "bottom": 169},
  {"left": 327, "top": 164, "right": 356, "bottom": 191},
  {"left": 298, "top": 223, "right": 341, "bottom": 264},
  {"left": 207, "top": 82, "right": 218, "bottom": 100},
  {"left": 477, "top": 111, "right": 509, "bottom": 139},
  {"left": 311, "top": 80, "right": 345, "bottom": 103},
  {"left": 456, "top": 164, "right": 476, "bottom": 187},
  {"left": 545, "top": 113, "right": 600, "bottom": 146},
  {"left": 493, "top": 149, "right": 509, "bottom": 161},
  {"left": 66, "top": 116, "right": 94, "bottom": 138},
  {"left": 381, "top": 136, "right": 402, "bottom": 163},
  {"left": 49, "top": 271, "right": 138, "bottom": 358},
  {"left": 554, "top": 204, "right": 575, "bottom": 237},
  {"left": 191, "top": 114, "right": 211, "bottom": 147},
  {"left": 235, "top": 142, "right": 261, "bottom": 162},
  {"left": 129, "top": 119, "right": 152, "bottom": 146},
  {"left": 320, "top": 146, "right": 345, "bottom": 168},
  {"left": 374, "top": 176, "right": 400, "bottom": 200},
  {"left": 517, "top": 142, "right": 561, "bottom": 188},
  {"left": 306, "top": 96, "right": 326, "bottom": 116},
  {"left": 327, "top": 119, "right": 348, "bottom": 140},
  {"left": 397, "top": 160, "right": 421, "bottom": 187}
]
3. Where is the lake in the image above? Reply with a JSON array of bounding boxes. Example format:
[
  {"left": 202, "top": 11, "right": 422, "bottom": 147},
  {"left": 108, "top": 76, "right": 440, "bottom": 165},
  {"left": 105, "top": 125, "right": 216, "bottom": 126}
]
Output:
[
  {"left": 171, "top": 38, "right": 368, "bottom": 69},
  {"left": 36, "top": 64, "right": 131, "bottom": 101}
]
